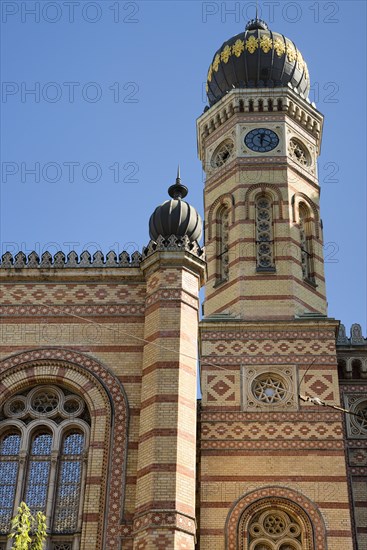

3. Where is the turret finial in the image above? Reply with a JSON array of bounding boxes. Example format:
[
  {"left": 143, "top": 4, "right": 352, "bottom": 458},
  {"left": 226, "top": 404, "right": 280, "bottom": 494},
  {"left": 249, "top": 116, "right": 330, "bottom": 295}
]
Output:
[{"left": 168, "top": 166, "right": 188, "bottom": 199}]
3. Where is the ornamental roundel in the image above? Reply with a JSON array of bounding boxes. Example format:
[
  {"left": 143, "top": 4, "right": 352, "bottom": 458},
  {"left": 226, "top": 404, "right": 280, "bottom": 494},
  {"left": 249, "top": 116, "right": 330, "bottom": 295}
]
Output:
[
  {"left": 211, "top": 140, "right": 235, "bottom": 168},
  {"left": 252, "top": 374, "right": 287, "bottom": 405},
  {"left": 242, "top": 367, "right": 298, "bottom": 411},
  {"left": 288, "top": 139, "right": 310, "bottom": 167},
  {"left": 345, "top": 395, "right": 367, "bottom": 438}
]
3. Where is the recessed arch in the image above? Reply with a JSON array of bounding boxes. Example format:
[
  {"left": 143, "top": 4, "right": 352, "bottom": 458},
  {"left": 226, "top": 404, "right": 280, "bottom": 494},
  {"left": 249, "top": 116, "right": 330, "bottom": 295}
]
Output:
[
  {"left": 225, "top": 486, "right": 327, "bottom": 550},
  {"left": 291, "top": 192, "right": 320, "bottom": 238},
  {"left": 244, "top": 184, "right": 284, "bottom": 221},
  {"left": 0, "top": 348, "right": 129, "bottom": 550},
  {"left": 208, "top": 192, "right": 235, "bottom": 240}
]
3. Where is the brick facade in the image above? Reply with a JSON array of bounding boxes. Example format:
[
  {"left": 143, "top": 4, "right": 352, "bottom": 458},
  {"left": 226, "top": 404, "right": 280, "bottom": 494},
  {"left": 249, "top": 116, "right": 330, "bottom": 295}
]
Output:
[{"left": 1, "top": 25, "right": 366, "bottom": 550}]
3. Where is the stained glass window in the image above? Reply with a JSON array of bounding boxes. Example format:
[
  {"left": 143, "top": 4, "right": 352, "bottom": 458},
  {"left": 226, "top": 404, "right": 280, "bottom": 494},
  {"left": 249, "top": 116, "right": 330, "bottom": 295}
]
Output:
[
  {"left": 24, "top": 433, "right": 52, "bottom": 513},
  {"left": 0, "top": 385, "right": 89, "bottom": 547},
  {"left": 53, "top": 432, "right": 84, "bottom": 533},
  {"left": 0, "top": 433, "right": 21, "bottom": 534}
]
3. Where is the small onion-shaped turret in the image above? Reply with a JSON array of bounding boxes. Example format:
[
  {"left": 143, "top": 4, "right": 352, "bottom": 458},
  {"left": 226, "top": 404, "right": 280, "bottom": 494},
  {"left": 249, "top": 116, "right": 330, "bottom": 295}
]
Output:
[{"left": 149, "top": 168, "right": 202, "bottom": 242}]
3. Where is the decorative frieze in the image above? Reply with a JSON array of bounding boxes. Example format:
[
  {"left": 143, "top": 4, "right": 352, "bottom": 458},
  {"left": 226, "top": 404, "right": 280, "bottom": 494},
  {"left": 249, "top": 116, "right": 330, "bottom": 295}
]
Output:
[{"left": 0, "top": 236, "right": 205, "bottom": 270}]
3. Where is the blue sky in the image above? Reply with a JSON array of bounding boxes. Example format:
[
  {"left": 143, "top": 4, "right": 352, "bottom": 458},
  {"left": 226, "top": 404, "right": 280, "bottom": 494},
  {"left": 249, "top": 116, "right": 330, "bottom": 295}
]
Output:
[{"left": 1, "top": 0, "right": 366, "bottom": 333}]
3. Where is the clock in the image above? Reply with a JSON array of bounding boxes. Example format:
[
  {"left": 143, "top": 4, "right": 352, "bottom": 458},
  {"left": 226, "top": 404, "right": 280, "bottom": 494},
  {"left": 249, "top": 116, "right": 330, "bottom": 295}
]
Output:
[{"left": 244, "top": 128, "right": 279, "bottom": 152}]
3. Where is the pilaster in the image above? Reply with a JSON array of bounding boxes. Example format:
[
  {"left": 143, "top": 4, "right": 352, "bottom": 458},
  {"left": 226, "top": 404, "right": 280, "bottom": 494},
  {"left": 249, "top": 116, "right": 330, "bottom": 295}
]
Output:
[{"left": 134, "top": 243, "right": 205, "bottom": 549}]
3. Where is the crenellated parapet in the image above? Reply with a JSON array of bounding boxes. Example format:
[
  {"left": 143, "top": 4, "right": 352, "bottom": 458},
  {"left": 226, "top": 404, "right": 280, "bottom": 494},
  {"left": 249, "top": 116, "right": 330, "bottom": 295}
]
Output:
[
  {"left": 0, "top": 249, "right": 143, "bottom": 269},
  {"left": 0, "top": 236, "right": 205, "bottom": 271},
  {"left": 337, "top": 323, "right": 367, "bottom": 380}
]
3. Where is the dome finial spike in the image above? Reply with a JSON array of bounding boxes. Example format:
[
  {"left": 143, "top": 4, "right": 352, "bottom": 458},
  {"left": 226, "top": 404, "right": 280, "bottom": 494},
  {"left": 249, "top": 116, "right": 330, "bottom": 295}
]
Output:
[
  {"left": 168, "top": 166, "right": 188, "bottom": 200},
  {"left": 245, "top": 1, "right": 269, "bottom": 31}
]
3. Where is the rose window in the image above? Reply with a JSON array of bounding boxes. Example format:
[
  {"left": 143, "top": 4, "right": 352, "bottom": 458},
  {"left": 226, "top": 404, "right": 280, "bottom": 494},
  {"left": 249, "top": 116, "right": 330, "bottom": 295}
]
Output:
[
  {"left": 289, "top": 139, "right": 309, "bottom": 166},
  {"left": 249, "top": 509, "right": 302, "bottom": 549},
  {"left": 252, "top": 374, "right": 287, "bottom": 404},
  {"left": 263, "top": 514, "right": 287, "bottom": 535},
  {"left": 8, "top": 398, "right": 26, "bottom": 416},
  {"left": 211, "top": 140, "right": 234, "bottom": 168},
  {"left": 32, "top": 390, "right": 59, "bottom": 414}
]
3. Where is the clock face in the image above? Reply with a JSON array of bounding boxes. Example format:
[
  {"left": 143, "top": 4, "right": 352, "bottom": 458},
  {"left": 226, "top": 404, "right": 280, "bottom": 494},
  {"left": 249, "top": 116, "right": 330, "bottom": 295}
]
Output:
[{"left": 244, "top": 128, "right": 279, "bottom": 152}]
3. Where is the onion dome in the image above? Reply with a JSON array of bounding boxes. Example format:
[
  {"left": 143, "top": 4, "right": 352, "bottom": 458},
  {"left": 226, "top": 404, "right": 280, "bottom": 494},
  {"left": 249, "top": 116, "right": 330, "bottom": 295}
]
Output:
[
  {"left": 149, "top": 168, "right": 202, "bottom": 242},
  {"left": 206, "top": 17, "right": 310, "bottom": 106}
]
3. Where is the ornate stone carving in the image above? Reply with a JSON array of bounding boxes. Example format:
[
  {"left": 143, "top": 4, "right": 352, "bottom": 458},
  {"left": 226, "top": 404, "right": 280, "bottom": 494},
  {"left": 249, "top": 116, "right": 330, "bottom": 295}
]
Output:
[
  {"left": 40, "top": 251, "right": 53, "bottom": 267},
  {"left": 337, "top": 323, "right": 349, "bottom": 345},
  {"left": 27, "top": 251, "right": 39, "bottom": 267},
  {"left": 66, "top": 251, "right": 79, "bottom": 267},
  {"left": 1, "top": 252, "right": 13, "bottom": 268},
  {"left": 79, "top": 250, "right": 91, "bottom": 267},
  {"left": 242, "top": 366, "right": 298, "bottom": 411},
  {"left": 351, "top": 323, "right": 365, "bottom": 345},
  {"left": 142, "top": 236, "right": 205, "bottom": 260},
  {"left": 105, "top": 250, "right": 118, "bottom": 267},
  {"left": 14, "top": 252, "right": 26, "bottom": 268},
  {"left": 92, "top": 251, "right": 105, "bottom": 267},
  {"left": 344, "top": 394, "right": 367, "bottom": 438},
  {"left": 53, "top": 251, "right": 65, "bottom": 268}
]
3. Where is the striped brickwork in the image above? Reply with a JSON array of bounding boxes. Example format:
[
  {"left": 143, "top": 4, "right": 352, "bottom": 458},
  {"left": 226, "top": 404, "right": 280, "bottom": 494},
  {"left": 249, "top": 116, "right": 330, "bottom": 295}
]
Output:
[
  {"left": 134, "top": 250, "right": 204, "bottom": 549},
  {"left": 198, "top": 319, "right": 354, "bottom": 549},
  {"left": 0, "top": 270, "right": 145, "bottom": 549},
  {"left": 339, "top": 362, "right": 367, "bottom": 549},
  {"left": 0, "top": 246, "right": 205, "bottom": 550},
  {"left": 197, "top": 98, "right": 327, "bottom": 320}
]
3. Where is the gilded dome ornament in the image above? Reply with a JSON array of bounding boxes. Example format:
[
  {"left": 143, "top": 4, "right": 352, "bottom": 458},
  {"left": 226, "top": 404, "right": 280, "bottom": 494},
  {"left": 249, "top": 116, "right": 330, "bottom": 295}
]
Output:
[
  {"left": 260, "top": 35, "right": 273, "bottom": 53},
  {"left": 286, "top": 43, "right": 297, "bottom": 62},
  {"left": 207, "top": 65, "right": 213, "bottom": 82},
  {"left": 213, "top": 53, "right": 220, "bottom": 72},
  {"left": 206, "top": 18, "right": 311, "bottom": 106},
  {"left": 245, "top": 35, "right": 259, "bottom": 54},
  {"left": 232, "top": 39, "right": 245, "bottom": 57},
  {"left": 221, "top": 45, "right": 232, "bottom": 63},
  {"left": 273, "top": 38, "right": 285, "bottom": 57}
]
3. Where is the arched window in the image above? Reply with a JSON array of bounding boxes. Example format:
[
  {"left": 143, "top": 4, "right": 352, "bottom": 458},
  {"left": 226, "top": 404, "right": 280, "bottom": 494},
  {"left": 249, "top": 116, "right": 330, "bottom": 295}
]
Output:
[
  {"left": 299, "top": 203, "right": 315, "bottom": 283},
  {"left": 256, "top": 195, "right": 275, "bottom": 271},
  {"left": 53, "top": 432, "right": 85, "bottom": 534},
  {"left": 24, "top": 431, "right": 53, "bottom": 514},
  {"left": 216, "top": 205, "right": 230, "bottom": 283},
  {"left": 0, "top": 432, "right": 21, "bottom": 536},
  {"left": 0, "top": 386, "right": 90, "bottom": 550}
]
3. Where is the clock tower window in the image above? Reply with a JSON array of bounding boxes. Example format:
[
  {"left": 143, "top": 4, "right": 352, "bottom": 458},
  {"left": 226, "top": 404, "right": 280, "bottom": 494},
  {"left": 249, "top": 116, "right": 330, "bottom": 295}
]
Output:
[
  {"left": 299, "top": 203, "right": 315, "bottom": 284},
  {"left": 256, "top": 195, "right": 275, "bottom": 272},
  {"left": 215, "top": 205, "right": 230, "bottom": 284}
]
